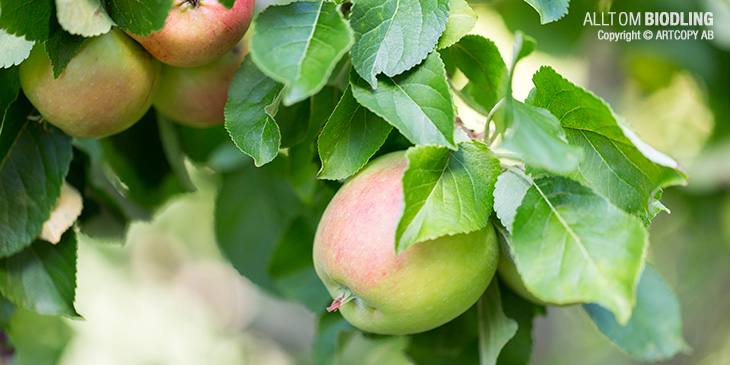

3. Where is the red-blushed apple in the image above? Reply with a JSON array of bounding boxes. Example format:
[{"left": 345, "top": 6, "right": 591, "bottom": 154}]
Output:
[
  {"left": 127, "top": 0, "right": 255, "bottom": 67},
  {"left": 19, "top": 29, "right": 160, "bottom": 138},
  {"left": 313, "top": 151, "right": 499, "bottom": 335},
  {"left": 153, "top": 38, "right": 247, "bottom": 127}
]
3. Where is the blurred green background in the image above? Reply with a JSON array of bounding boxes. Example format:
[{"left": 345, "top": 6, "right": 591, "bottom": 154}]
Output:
[{"left": 23, "top": 0, "right": 730, "bottom": 364}]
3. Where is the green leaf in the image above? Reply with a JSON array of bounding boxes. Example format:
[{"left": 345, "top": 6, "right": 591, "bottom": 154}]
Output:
[
  {"left": 349, "top": 0, "right": 450, "bottom": 87},
  {"left": 351, "top": 52, "right": 456, "bottom": 149},
  {"left": 0, "top": 30, "right": 35, "bottom": 68},
  {"left": 56, "top": 0, "right": 114, "bottom": 36},
  {"left": 478, "top": 280, "right": 518, "bottom": 365},
  {"left": 6, "top": 307, "right": 72, "bottom": 365},
  {"left": 317, "top": 86, "right": 392, "bottom": 180},
  {"left": 0, "top": 95, "right": 73, "bottom": 257},
  {"left": 509, "top": 172, "right": 647, "bottom": 324},
  {"left": 340, "top": 333, "right": 411, "bottom": 364},
  {"left": 0, "top": 0, "right": 53, "bottom": 42},
  {"left": 584, "top": 265, "right": 691, "bottom": 361},
  {"left": 529, "top": 67, "right": 689, "bottom": 225},
  {"left": 250, "top": 0, "right": 354, "bottom": 105},
  {"left": 314, "top": 312, "right": 355, "bottom": 365},
  {"left": 105, "top": 0, "right": 172, "bottom": 36},
  {"left": 437, "top": 0, "right": 476, "bottom": 49},
  {"left": 498, "top": 99, "right": 583, "bottom": 175},
  {"left": 509, "top": 30, "right": 535, "bottom": 71},
  {"left": 98, "top": 111, "right": 187, "bottom": 209},
  {"left": 0, "top": 230, "right": 78, "bottom": 317},
  {"left": 156, "top": 113, "right": 195, "bottom": 192},
  {"left": 523, "top": 0, "right": 570, "bottom": 24},
  {"left": 225, "top": 56, "right": 284, "bottom": 166},
  {"left": 406, "top": 305, "right": 479, "bottom": 364},
  {"left": 215, "top": 158, "right": 301, "bottom": 296},
  {"left": 0, "top": 67, "right": 21, "bottom": 125},
  {"left": 268, "top": 214, "right": 332, "bottom": 313},
  {"left": 396, "top": 140, "right": 500, "bottom": 253},
  {"left": 175, "top": 124, "right": 230, "bottom": 164},
  {"left": 276, "top": 98, "right": 312, "bottom": 148},
  {"left": 44, "top": 27, "right": 85, "bottom": 78},
  {"left": 218, "top": 0, "right": 235, "bottom": 8},
  {"left": 439, "top": 35, "right": 507, "bottom": 115},
  {"left": 497, "top": 282, "right": 545, "bottom": 365}
]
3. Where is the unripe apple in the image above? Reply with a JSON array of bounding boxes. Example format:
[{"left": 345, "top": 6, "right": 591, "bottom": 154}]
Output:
[
  {"left": 153, "top": 39, "right": 247, "bottom": 127},
  {"left": 128, "top": 0, "right": 255, "bottom": 67},
  {"left": 497, "top": 252, "right": 548, "bottom": 306},
  {"left": 313, "top": 152, "right": 499, "bottom": 335},
  {"left": 19, "top": 29, "right": 161, "bottom": 138}
]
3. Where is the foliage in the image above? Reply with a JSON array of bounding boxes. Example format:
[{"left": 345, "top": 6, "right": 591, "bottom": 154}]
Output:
[{"left": 2, "top": 0, "right": 725, "bottom": 362}]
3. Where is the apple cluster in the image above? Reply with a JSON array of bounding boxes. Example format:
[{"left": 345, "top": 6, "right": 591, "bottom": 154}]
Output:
[{"left": 18, "top": 0, "right": 255, "bottom": 138}]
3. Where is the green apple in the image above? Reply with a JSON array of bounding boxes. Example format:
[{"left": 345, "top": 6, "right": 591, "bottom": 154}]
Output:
[
  {"left": 497, "top": 247, "right": 576, "bottom": 306},
  {"left": 153, "top": 39, "right": 247, "bottom": 127},
  {"left": 128, "top": 0, "right": 255, "bottom": 67},
  {"left": 313, "top": 151, "right": 499, "bottom": 335},
  {"left": 497, "top": 251, "right": 548, "bottom": 306},
  {"left": 19, "top": 29, "right": 160, "bottom": 138}
]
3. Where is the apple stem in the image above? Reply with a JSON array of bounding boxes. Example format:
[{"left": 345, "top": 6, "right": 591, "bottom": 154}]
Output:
[{"left": 326, "top": 288, "right": 355, "bottom": 312}]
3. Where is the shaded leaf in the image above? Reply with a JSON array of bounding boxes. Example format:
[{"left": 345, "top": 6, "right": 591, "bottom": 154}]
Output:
[
  {"left": 98, "top": 110, "right": 187, "bottom": 209},
  {"left": 584, "top": 265, "right": 691, "bottom": 361},
  {"left": 0, "top": 0, "right": 53, "bottom": 42},
  {"left": 497, "top": 282, "right": 545, "bottom": 365},
  {"left": 349, "top": 0, "right": 450, "bottom": 87},
  {"left": 351, "top": 52, "right": 456, "bottom": 149},
  {"left": 250, "top": 0, "right": 354, "bottom": 105},
  {"left": 0, "top": 67, "right": 21, "bottom": 127},
  {"left": 0, "top": 230, "right": 78, "bottom": 317},
  {"left": 6, "top": 307, "right": 72, "bottom": 365},
  {"left": 440, "top": 35, "right": 507, "bottom": 115},
  {"left": 215, "top": 158, "right": 300, "bottom": 296},
  {"left": 478, "top": 280, "right": 518, "bottom": 365},
  {"left": 406, "top": 305, "right": 479, "bottom": 364},
  {"left": 0, "top": 95, "right": 72, "bottom": 257},
  {"left": 317, "top": 86, "right": 392, "bottom": 180},
  {"left": 314, "top": 312, "right": 355, "bottom": 365}
]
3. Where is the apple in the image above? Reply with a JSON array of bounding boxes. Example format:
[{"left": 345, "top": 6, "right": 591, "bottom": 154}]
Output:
[
  {"left": 19, "top": 29, "right": 161, "bottom": 138},
  {"left": 127, "top": 0, "right": 255, "bottom": 68},
  {"left": 497, "top": 252, "right": 548, "bottom": 306},
  {"left": 313, "top": 151, "right": 500, "bottom": 335},
  {"left": 153, "top": 38, "right": 247, "bottom": 127}
]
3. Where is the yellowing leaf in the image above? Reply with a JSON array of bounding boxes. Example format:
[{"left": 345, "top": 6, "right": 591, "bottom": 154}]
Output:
[{"left": 41, "top": 183, "right": 83, "bottom": 244}]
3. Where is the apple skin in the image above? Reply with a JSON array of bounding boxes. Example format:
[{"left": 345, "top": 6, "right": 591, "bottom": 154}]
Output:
[
  {"left": 497, "top": 252, "right": 549, "bottom": 306},
  {"left": 153, "top": 38, "right": 247, "bottom": 127},
  {"left": 19, "top": 29, "right": 160, "bottom": 138},
  {"left": 313, "top": 151, "right": 499, "bottom": 335},
  {"left": 127, "top": 0, "right": 255, "bottom": 68}
]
